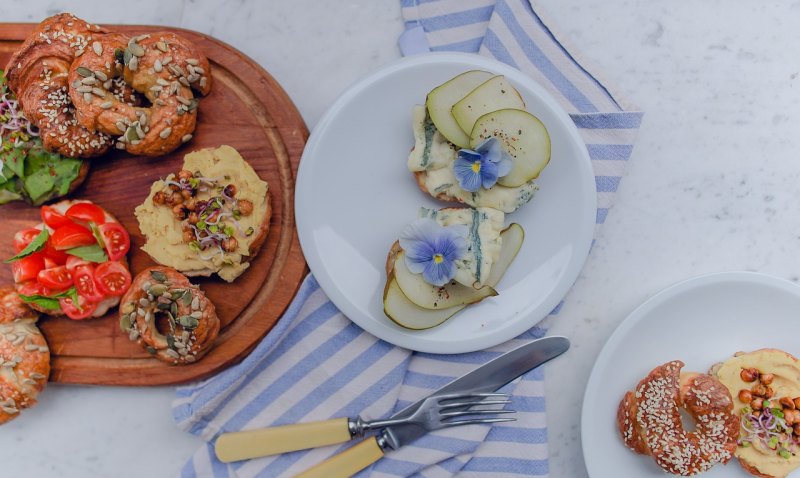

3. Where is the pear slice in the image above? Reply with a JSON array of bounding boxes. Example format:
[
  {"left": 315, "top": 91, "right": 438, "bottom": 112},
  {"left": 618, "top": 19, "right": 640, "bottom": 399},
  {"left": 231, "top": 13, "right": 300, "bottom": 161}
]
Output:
[
  {"left": 393, "top": 251, "right": 497, "bottom": 310},
  {"left": 383, "top": 223, "right": 525, "bottom": 330},
  {"left": 451, "top": 75, "right": 525, "bottom": 137},
  {"left": 470, "top": 109, "right": 550, "bottom": 187},
  {"left": 425, "top": 70, "right": 494, "bottom": 149}
]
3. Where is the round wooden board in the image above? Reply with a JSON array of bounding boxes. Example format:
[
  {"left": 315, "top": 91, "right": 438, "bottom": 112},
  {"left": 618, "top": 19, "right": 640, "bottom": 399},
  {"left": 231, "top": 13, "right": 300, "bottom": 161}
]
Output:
[{"left": 0, "top": 24, "right": 308, "bottom": 385}]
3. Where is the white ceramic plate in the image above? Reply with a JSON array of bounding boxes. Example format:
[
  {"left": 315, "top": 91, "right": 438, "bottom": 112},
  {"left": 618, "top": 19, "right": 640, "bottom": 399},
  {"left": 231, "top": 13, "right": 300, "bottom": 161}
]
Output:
[
  {"left": 582, "top": 272, "right": 800, "bottom": 477},
  {"left": 295, "top": 52, "right": 595, "bottom": 353}
]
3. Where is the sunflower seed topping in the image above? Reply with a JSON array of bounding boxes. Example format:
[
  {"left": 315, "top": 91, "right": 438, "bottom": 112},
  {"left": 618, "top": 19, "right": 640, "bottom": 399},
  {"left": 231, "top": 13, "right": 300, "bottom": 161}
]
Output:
[
  {"left": 128, "top": 42, "right": 145, "bottom": 57},
  {"left": 100, "top": 101, "right": 113, "bottom": 109},
  {"left": 154, "top": 59, "right": 163, "bottom": 72},
  {"left": 156, "top": 41, "right": 169, "bottom": 52},
  {"left": 92, "top": 41, "right": 103, "bottom": 55},
  {"left": 95, "top": 70, "right": 108, "bottom": 81},
  {"left": 80, "top": 77, "right": 97, "bottom": 85},
  {"left": 30, "top": 373, "right": 46, "bottom": 380},
  {"left": 24, "top": 344, "right": 39, "bottom": 351},
  {"left": 159, "top": 127, "right": 172, "bottom": 139},
  {"left": 83, "top": 92, "right": 93, "bottom": 103},
  {"left": 76, "top": 66, "right": 93, "bottom": 77},
  {"left": 186, "top": 58, "right": 199, "bottom": 66},
  {"left": 176, "top": 96, "right": 191, "bottom": 106},
  {"left": 129, "top": 56, "right": 138, "bottom": 71},
  {"left": 76, "top": 85, "right": 92, "bottom": 93},
  {"left": 181, "top": 134, "right": 192, "bottom": 143}
]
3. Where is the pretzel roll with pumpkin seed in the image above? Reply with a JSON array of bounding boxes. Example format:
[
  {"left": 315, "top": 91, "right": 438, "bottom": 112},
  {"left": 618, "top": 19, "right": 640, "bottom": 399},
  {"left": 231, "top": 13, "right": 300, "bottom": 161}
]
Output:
[
  {"left": 119, "top": 266, "right": 218, "bottom": 365},
  {"left": 68, "top": 31, "right": 211, "bottom": 157}
]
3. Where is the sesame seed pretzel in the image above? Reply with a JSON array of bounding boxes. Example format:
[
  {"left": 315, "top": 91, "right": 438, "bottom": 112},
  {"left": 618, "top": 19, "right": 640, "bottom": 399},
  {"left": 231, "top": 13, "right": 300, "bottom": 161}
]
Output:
[
  {"left": 617, "top": 361, "right": 739, "bottom": 475},
  {"left": 4, "top": 13, "right": 112, "bottom": 157},
  {"left": 0, "top": 287, "right": 49, "bottom": 425},
  {"left": 119, "top": 266, "right": 219, "bottom": 365},
  {"left": 68, "top": 31, "right": 211, "bottom": 156}
]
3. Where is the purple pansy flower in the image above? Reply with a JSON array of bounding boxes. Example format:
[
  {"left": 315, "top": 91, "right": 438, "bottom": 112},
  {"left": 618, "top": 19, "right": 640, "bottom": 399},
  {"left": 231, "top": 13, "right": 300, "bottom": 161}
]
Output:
[
  {"left": 399, "top": 218, "right": 468, "bottom": 286},
  {"left": 453, "top": 137, "right": 513, "bottom": 192}
]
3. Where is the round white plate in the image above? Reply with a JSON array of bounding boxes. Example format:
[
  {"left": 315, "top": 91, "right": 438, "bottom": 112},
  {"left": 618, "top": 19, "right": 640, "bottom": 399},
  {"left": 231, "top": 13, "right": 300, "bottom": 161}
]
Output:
[
  {"left": 295, "top": 52, "right": 596, "bottom": 353},
  {"left": 582, "top": 271, "right": 800, "bottom": 477}
]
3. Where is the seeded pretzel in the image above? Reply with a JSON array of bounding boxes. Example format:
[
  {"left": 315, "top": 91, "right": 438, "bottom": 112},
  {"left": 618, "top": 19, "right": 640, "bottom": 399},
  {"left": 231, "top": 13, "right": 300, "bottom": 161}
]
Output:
[
  {"left": 0, "top": 287, "right": 49, "bottom": 425},
  {"left": 4, "top": 13, "right": 112, "bottom": 157},
  {"left": 119, "top": 266, "right": 219, "bottom": 365},
  {"left": 617, "top": 361, "right": 739, "bottom": 476},
  {"left": 67, "top": 31, "right": 211, "bottom": 156}
]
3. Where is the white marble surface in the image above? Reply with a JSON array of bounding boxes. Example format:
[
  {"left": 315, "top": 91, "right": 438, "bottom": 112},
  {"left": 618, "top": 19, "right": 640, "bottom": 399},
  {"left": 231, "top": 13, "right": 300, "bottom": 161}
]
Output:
[{"left": 1, "top": 0, "right": 799, "bottom": 477}]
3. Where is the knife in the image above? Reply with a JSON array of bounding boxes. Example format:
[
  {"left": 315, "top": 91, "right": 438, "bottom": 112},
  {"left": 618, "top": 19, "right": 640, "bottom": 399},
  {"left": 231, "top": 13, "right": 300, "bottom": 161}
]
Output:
[{"left": 214, "top": 336, "right": 569, "bottom": 468}]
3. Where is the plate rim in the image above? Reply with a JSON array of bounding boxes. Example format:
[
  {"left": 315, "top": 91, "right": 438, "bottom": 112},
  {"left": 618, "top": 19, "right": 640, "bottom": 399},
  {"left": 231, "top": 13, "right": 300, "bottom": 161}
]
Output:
[
  {"left": 580, "top": 270, "right": 800, "bottom": 476},
  {"left": 295, "top": 51, "right": 596, "bottom": 353}
]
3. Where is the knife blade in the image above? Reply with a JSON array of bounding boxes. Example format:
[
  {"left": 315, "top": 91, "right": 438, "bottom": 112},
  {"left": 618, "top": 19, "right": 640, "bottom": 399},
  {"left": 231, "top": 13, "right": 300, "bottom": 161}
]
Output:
[{"left": 294, "top": 336, "right": 570, "bottom": 478}]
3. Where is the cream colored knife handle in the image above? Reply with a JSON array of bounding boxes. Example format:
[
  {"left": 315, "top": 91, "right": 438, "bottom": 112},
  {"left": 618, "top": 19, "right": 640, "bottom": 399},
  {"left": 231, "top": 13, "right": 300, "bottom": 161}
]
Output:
[
  {"left": 214, "top": 417, "right": 352, "bottom": 462},
  {"left": 295, "top": 437, "right": 385, "bottom": 478}
]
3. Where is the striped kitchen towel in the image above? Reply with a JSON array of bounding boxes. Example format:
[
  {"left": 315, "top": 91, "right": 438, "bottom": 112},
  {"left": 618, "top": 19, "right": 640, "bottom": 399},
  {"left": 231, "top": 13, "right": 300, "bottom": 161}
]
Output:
[{"left": 172, "top": 1, "right": 643, "bottom": 477}]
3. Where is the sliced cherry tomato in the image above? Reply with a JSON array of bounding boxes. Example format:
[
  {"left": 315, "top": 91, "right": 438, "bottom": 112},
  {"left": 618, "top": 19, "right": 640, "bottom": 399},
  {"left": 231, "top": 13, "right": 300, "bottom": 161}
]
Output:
[
  {"left": 43, "top": 256, "right": 59, "bottom": 270},
  {"left": 94, "top": 261, "right": 131, "bottom": 296},
  {"left": 51, "top": 223, "right": 95, "bottom": 250},
  {"left": 59, "top": 295, "right": 98, "bottom": 320},
  {"left": 37, "top": 265, "right": 73, "bottom": 290},
  {"left": 73, "top": 264, "right": 104, "bottom": 302},
  {"left": 41, "top": 205, "right": 72, "bottom": 229},
  {"left": 17, "top": 280, "right": 49, "bottom": 297},
  {"left": 66, "top": 256, "right": 91, "bottom": 271},
  {"left": 42, "top": 239, "right": 69, "bottom": 264},
  {"left": 99, "top": 222, "right": 130, "bottom": 261},
  {"left": 65, "top": 202, "right": 106, "bottom": 225},
  {"left": 12, "top": 253, "right": 45, "bottom": 283},
  {"left": 13, "top": 228, "right": 42, "bottom": 253}
]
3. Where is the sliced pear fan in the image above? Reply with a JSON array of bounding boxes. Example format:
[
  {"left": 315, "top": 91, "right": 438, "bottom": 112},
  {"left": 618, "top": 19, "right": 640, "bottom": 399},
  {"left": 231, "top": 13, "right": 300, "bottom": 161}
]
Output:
[
  {"left": 451, "top": 75, "right": 525, "bottom": 138},
  {"left": 384, "top": 223, "right": 525, "bottom": 330},
  {"left": 425, "top": 70, "right": 494, "bottom": 149}
]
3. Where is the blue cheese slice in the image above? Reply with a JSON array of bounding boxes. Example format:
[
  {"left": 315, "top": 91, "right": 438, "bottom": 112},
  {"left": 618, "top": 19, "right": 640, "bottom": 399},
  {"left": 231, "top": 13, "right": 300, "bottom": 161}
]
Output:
[
  {"left": 408, "top": 105, "right": 456, "bottom": 172},
  {"left": 419, "top": 206, "right": 504, "bottom": 289},
  {"left": 408, "top": 106, "right": 538, "bottom": 213}
]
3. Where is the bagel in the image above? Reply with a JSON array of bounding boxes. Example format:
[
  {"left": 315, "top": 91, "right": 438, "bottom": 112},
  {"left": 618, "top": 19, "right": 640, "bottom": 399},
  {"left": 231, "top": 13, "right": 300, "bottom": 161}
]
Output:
[
  {"left": 617, "top": 360, "right": 738, "bottom": 475},
  {"left": 0, "top": 287, "right": 49, "bottom": 425},
  {"left": 4, "top": 13, "right": 112, "bottom": 158},
  {"left": 119, "top": 266, "right": 219, "bottom": 365}
]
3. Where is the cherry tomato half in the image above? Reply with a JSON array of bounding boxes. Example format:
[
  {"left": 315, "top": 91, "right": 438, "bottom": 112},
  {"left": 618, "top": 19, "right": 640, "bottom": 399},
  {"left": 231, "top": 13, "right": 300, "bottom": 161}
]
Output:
[
  {"left": 41, "top": 205, "right": 72, "bottom": 229},
  {"left": 94, "top": 261, "right": 131, "bottom": 296},
  {"left": 13, "top": 228, "right": 42, "bottom": 253},
  {"left": 99, "top": 222, "right": 130, "bottom": 261},
  {"left": 37, "top": 265, "right": 73, "bottom": 290},
  {"left": 42, "top": 239, "right": 69, "bottom": 265},
  {"left": 51, "top": 223, "right": 95, "bottom": 250},
  {"left": 59, "top": 295, "right": 98, "bottom": 320},
  {"left": 65, "top": 202, "right": 106, "bottom": 226},
  {"left": 73, "top": 264, "right": 104, "bottom": 302},
  {"left": 12, "top": 253, "right": 45, "bottom": 283},
  {"left": 17, "top": 280, "right": 49, "bottom": 297},
  {"left": 66, "top": 256, "right": 91, "bottom": 271}
]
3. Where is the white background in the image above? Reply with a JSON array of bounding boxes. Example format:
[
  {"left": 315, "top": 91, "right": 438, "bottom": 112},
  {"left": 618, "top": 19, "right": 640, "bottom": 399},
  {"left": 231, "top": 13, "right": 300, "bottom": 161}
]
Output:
[{"left": 2, "top": 1, "right": 800, "bottom": 477}]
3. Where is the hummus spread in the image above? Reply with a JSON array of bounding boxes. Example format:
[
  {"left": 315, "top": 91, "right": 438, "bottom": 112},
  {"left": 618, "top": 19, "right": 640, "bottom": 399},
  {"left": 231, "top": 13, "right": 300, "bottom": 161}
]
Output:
[
  {"left": 715, "top": 349, "right": 800, "bottom": 477},
  {"left": 136, "top": 145, "right": 269, "bottom": 282}
]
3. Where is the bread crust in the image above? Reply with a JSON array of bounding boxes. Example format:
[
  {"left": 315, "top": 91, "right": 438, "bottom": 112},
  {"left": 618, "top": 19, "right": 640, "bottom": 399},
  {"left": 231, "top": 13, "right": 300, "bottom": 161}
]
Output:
[{"left": 0, "top": 287, "right": 48, "bottom": 425}]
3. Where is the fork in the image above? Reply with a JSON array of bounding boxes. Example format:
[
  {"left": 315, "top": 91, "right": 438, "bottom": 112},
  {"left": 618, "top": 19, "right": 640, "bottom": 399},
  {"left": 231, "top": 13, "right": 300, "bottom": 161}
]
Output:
[{"left": 214, "top": 392, "right": 516, "bottom": 463}]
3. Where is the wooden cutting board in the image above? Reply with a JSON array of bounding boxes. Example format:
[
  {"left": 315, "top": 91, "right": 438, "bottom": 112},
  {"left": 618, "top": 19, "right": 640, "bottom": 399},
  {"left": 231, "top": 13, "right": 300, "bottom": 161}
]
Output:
[{"left": 0, "top": 24, "right": 308, "bottom": 385}]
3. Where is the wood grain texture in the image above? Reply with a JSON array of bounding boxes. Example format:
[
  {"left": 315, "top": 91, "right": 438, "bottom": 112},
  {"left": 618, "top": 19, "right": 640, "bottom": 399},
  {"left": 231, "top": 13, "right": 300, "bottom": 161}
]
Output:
[{"left": 0, "top": 24, "right": 308, "bottom": 385}]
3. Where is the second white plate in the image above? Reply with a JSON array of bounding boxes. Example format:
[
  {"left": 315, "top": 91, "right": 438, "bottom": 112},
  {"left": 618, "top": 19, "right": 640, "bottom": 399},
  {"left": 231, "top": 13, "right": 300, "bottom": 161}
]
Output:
[
  {"left": 295, "top": 52, "right": 596, "bottom": 353},
  {"left": 582, "top": 271, "right": 800, "bottom": 477}
]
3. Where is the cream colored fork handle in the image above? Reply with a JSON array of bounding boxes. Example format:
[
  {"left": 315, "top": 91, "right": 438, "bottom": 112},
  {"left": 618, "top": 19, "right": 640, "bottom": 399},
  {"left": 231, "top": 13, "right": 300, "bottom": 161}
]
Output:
[
  {"left": 214, "top": 418, "right": 351, "bottom": 463},
  {"left": 295, "top": 437, "right": 384, "bottom": 478}
]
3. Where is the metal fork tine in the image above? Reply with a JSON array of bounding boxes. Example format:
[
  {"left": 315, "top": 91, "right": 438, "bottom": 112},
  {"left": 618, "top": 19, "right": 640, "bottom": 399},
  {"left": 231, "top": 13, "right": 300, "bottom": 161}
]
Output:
[
  {"left": 440, "top": 399, "right": 511, "bottom": 409},
  {"left": 443, "top": 417, "right": 517, "bottom": 427},
  {"left": 437, "top": 392, "right": 509, "bottom": 403},
  {"left": 441, "top": 409, "right": 516, "bottom": 418}
]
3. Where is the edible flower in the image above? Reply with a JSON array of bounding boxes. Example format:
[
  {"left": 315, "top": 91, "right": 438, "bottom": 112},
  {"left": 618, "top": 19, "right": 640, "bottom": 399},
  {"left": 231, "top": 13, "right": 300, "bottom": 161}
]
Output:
[
  {"left": 399, "top": 218, "right": 467, "bottom": 286},
  {"left": 453, "top": 137, "right": 513, "bottom": 192}
]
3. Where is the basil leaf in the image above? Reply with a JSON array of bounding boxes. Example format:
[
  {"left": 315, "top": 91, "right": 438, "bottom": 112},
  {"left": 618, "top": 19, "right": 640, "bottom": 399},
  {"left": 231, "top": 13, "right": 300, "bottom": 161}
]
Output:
[
  {"left": 5, "top": 228, "right": 48, "bottom": 263},
  {"left": 19, "top": 287, "right": 79, "bottom": 311},
  {"left": 89, "top": 222, "right": 106, "bottom": 249},
  {"left": 66, "top": 244, "right": 108, "bottom": 263}
]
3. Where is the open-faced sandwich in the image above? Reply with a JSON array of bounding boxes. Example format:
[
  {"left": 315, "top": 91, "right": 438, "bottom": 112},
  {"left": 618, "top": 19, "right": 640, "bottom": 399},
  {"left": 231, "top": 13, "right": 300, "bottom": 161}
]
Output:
[
  {"left": 135, "top": 145, "right": 270, "bottom": 282},
  {"left": 408, "top": 70, "right": 550, "bottom": 213},
  {"left": 384, "top": 206, "right": 523, "bottom": 329},
  {"left": 0, "top": 69, "right": 89, "bottom": 205},
  {"left": 7, "top": 200, "right": 132, "bottom": 319},
  {"left": 710, "top": 349, "right": 800, "bottom": 478}
]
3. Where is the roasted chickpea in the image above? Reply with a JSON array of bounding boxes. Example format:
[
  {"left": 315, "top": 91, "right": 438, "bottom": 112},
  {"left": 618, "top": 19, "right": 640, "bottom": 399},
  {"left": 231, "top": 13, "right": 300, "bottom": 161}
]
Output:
[
  {"left": 752, "top": 397, "right": 764, "bottom": 410},
  {"left": 153, "top": 190, "right": 166, "bottom": 205},
  {"left": 165, "top": 191, "right": 183, "bottom": 206},
  {"left": 752, "top": 384, "right": 767, "bottom": 397},
  {"left": 180, "top": 189, "right": 194, "bottom": 199},
  {"left": 786, "top": 410, "right": 799, "bottom": 426},
  {"left": 172, "top": 205, "right": 187, "bottom": 220},
  {"left": 794, "top": 397, "right": 800, "bottom": 410},
  {"left": 177, "top": 170, "right": 193, "bottom": 181},
  {"left": 760, "top": 373, "right": 775, "bottom": 386},
  {"left": 741, "top": 368, "right": 759, "bottom": 383},
  {"left": 188, "top": 212, "right": 199, "bottom": 225},
  {"left": 793, "top": 424, "right": 800, "bottom": 436},
  {"left": 237, "top": 199, "right": 254, "bottom": 216},
  {"left": 765, "top": 386, "right": 775, "bottom": 399},
  {"left": 781, "top": 397, "right": 797, "bottom": 410},
  {"left": 168, "top": 183, "right": 180, "bottom": 192},
  {"left": 739, "top": 389, "right": 753, "bottom": 404},
  {"left": 223, "top": 184, "right": 237, "bottom": 198},
  {"left": 222, "top": 237, "right": 238, "bottom": 252},
  {"left": 182, "top": 227, "right": 194, "bottom": 243},
  {"left": 184, "top": 198, "right": 197, "bottom": 211}
]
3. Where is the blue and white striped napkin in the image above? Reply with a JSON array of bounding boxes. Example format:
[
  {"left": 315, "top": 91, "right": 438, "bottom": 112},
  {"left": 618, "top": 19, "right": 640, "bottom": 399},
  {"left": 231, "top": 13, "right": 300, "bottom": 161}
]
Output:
[{"left": 172, "top": 1, "right": 643, "bottom": 476}]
